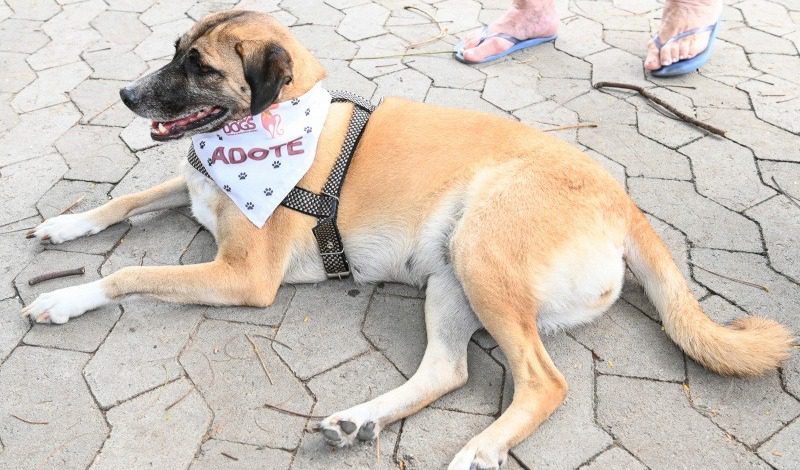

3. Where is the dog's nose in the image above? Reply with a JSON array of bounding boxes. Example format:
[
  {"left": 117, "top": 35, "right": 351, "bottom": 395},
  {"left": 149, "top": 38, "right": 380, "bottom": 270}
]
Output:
[{"left": 119, "top": 86, "right": 138, "bottom": 109}]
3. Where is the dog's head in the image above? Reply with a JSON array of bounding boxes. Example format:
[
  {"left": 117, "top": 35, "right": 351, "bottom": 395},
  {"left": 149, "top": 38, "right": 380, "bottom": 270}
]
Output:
[{"left": 119, "top": 10, "right": 325, "bottom": 141}]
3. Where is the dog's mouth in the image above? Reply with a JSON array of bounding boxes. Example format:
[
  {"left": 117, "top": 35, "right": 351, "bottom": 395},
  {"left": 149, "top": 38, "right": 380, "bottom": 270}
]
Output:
[{"left": 150, "top": 106, "right": 228, "bottom": 141}]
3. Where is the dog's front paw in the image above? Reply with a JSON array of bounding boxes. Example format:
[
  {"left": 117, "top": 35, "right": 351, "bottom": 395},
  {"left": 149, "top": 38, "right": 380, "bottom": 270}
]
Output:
[
  {"left": 320, "top": 407, "right": 380, "bottom": 448},
  {"left": 28, "top": 214, "right": 101, "bottom": 244},
  {"left": 21, "top": 281, "right": 109, "bottom": 324},
  {"left": 448, "top": 441, "right": 508, "bottom": 470}
]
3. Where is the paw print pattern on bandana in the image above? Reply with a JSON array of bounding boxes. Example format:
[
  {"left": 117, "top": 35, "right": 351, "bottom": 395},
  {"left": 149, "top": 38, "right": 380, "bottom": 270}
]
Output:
[
  {"left": 263, "top": 187, "right": 273, "bottom": 196},
  {"left": 304, "top": 126, "right": 312, "bottom": 133},
  {"left": 223, "top": 184, "right": 231, "bottom": 192},
  {"left": 291, "top": 98, "right": 300, "bottom": 105},
  {"left": 245, "top": 202, "right": 254, "bottom": 210},
  {"left": 207, "top": 157, "right": 214, "bottom": 166},
  {"left": 238, "top": 172, "right": 247, "bottom": 180},
  {"left": 305, "top": 108, "right": 310, "bottom": 116},
  {"left": 272, "top": 161, "right": 281, "bottom": 169},
  {"left": 199, "top": 141, "right": 206, "bottom": 149}
]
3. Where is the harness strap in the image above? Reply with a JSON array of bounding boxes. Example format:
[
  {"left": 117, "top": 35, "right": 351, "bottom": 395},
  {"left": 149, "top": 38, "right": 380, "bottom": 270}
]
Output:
[{"left": 187, "top": 89, "right": 374, "bottom": 278}]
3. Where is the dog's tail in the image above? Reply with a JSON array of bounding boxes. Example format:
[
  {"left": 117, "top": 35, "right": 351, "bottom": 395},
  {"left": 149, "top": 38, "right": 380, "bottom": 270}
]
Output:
[{"left": 623, "top": 206, "right": 794, "bottom": 376}]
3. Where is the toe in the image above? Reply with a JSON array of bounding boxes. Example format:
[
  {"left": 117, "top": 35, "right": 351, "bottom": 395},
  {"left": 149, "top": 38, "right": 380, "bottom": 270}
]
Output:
[
  {"left": 644, "top": 40, "right": 662, "bottom": 70},
  {"left": 357, "top": 421, "right": 376, "bottom": 441},
  {"left": 322, "top": 428, "right": 342, "bottom": 445},
  {"left": 659, "top": 41, "right": 674, "bottom": 67},
  {"left": 462, "top": 37, "right": 511, "bottom": 63},
  {"left": 339, "top": 420, "right": 356, "bottom": 434}
]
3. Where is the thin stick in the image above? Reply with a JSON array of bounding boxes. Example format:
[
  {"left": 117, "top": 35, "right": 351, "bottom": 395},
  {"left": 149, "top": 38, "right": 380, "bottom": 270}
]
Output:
[
  {"left": 0, "top": 226, "right": 36, "bottom": 236},
  {"left": 245, "top": 334, "right": 273, "bottom": 385},
  {"left": 771, "top": 176, "right": 800, "bottom": 212},
  {"left": 221, "top": 452, "right": 239, "bottom": 461},
  {"left": 403, "top": 5, "right": 448, "bottom": 49},
  {"left": 689, "top": 262, "right": 769, "bottom": 292},
  {"left": 28, "top": 267, "right": 85, "bottom": 286},
  {"left": 11, "top": 414, "right": 48, "bottom": 425},
  {"left": 354, "top": 50, "right": 452, "bottom": 60},
  {"left": 263, "top": 403, "right": 328, "bottom": 419},
  {"left": 58, "top": 195, "right": 85, "bottom": 215},
  {"left": 164, "top": 387, "right": 194, "bottom": 412},
  {"left": 250, "top": 333, "right": 293, "bottom": 351},
  {"left": 543, "top": 122, "right": 598, "bottom": 132},
  {"left": 594, "top": 81, "right": 726, "bottom": 136}
]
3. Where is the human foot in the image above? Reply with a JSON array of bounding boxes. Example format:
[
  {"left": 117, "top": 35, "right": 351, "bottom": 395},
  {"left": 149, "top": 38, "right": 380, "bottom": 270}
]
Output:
[
  {"left": 458, "top": 1, "right": 559, "bottom": 63},
  {"left": 645, "top": 0, "right": 723, "bottom": 71}
]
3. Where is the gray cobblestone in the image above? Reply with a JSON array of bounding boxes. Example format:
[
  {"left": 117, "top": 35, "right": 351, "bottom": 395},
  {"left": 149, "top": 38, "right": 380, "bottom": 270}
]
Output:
[
  {"left": 337, "top": 2, "right": 389, "bottom": 41},
  {"left": 0, "top": 298, "right": 28, "bottom": 363},
  {"left": 398, "top": 408, "right": 494, "bottom": 469},
  {"left": 747, "top": 196, "right": 800, "bottom": 281},
  {"left": 192, "top": 440, "right": 293, "bottom": 470},
  {"left": 580, "top": 447, "right": 646, "bottom": 469},
  {"left": 55, "top": 125, "right": 138, "bottom": 183},
  {"left": 696, "top": 107, "right": 800, "bottom": 163},
  {"left": 0, "top": 153, "right": 67, "bottom": 225},
  {"left": 758, "top": 419, "right": 800, "bottom": 469},
  {"left": 373, "top": 67, "right": 432, "bottom": 102},
  {"left": 0, "top": 19, "right": 50, "bottom": 54}
]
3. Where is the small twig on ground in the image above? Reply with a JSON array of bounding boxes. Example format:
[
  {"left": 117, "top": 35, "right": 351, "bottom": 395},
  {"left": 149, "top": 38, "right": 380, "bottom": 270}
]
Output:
[
  {"left": 662, "top": 84, "right": 697, "bottom": 90},
  {"left": 250, "top": 333, "right": 293, "bottom": 351},
  {"left": 403, "top": 6, "right": 448, "bottom": 48},
  {"left": 771, "top": 176, "right": 800, "bottom": 212},
  {"left": 263, "top": 403, "right": 329, "bottom": 419},
  {"left": 246, "top": 334, "right": 273, "bottom": 385},
  {"left": 221, "top": 452, "right": 239, "bottom": 461},
  {"left": 0, "top": 226, "right": 36, "bottom": 236},
  {"left": 594, "top": 81, "right": 726, "bottom": 136},
  {"left": 164, "top": 387, "right": 194, "bottom": 412},
  {"left": 354, "top": 50, "right": 452, "bottom": 60},
  {"left": 689, "top": 261, "right": 769, "bottom": 292},
  {"left": 28, "top": 267, "right": 85, "bottom": 286},
  {"left": 11, "top": 414, "right": 48, "bottom": 425},
  {"left": 58, "top": 196, "right": 85, "bottom": 215},
  {"left": 543, "top": 122, "right": 598, "bottom": 132}
]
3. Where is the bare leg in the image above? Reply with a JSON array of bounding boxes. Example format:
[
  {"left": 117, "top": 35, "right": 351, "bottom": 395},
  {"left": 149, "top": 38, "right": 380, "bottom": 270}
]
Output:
[
  {"left": 29, "top": 176, "right": 189, "bottom": 243},
  {"left": 319, "top": 269, "right": 481, "bottom": 446},
  {"left": 460, "top": 0, "right": 559, "bottom": 63}
]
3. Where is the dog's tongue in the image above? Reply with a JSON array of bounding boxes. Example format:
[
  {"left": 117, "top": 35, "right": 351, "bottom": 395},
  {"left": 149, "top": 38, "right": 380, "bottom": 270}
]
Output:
[{"left": 151, "top": 106, "right": 222, "bottom": 137}]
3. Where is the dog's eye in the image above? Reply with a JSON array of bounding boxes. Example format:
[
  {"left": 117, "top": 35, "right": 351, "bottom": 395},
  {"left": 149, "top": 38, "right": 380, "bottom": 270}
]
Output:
[{"left": 187, "top": 49, "right": 215, "bottom": 75}]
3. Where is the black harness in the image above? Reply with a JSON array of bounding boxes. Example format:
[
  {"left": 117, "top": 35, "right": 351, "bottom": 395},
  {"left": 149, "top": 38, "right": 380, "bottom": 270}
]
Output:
[{"left": 187, "top": 90, "right": 374, "bottom": 278}]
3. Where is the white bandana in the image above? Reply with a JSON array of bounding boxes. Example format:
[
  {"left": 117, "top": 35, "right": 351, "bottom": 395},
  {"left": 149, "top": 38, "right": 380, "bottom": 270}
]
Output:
[{"left": 191, "top": 84, "right": 332, "bottom": 227}]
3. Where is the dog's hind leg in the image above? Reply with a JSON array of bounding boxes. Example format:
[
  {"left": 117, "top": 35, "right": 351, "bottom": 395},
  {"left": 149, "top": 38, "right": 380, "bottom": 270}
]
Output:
[
  {"left": 319, "top": 268, "right": 481, "bottom": 447},
  {"left": 29, "top": 176, "right": 189, "bottom": 244}
]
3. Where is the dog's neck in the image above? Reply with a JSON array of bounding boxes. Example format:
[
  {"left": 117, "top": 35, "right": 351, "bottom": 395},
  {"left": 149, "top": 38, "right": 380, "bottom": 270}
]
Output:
[{"left": 279, "top": 45, "right": 327, "bottom": 101}]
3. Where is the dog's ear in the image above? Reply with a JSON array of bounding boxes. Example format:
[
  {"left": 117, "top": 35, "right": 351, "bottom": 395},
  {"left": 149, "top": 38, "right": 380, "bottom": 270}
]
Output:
[{"left": 235, "top": 41, "right": 293, "bottom": 115}]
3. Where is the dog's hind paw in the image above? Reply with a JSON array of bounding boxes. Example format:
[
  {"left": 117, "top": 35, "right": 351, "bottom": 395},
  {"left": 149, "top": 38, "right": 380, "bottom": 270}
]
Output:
[
  {"left": 28, "top": 214, "right": 102, "bottom": 244},
  {"left": 319, "top": 408, "right": 380, "bottom": 447},
  {"left": 448, "top": 443, "right": 508, "bottom": 470}
]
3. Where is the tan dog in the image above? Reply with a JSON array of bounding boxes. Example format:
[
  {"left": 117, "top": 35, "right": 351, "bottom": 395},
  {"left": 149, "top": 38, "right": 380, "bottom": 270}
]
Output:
[{"left": 24, "top": 11, "right": 793, "bottom": 469}]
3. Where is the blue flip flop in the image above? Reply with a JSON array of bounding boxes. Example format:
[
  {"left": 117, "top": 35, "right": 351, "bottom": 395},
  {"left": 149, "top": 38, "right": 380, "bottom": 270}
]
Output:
[
  {"left": 650, "top": 21, "right": 720, "bottom": 77},
  {"left": 455, "top": 27, "right": 557, "bottom": 64}
]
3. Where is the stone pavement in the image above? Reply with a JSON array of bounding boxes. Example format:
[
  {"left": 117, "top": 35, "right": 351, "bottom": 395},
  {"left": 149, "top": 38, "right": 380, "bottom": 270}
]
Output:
[{"left": 1, "top": 0, "right": 799, "bottom": 468}]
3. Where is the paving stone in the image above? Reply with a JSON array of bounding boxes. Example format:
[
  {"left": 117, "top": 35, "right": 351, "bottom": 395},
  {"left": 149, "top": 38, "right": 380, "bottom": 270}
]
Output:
[
  {"left": 27, "top": 28, "right": 101, "bottom": 71},
  {"left": 514, "top": 100, "right": 579, "bottom": 142},
  {"left": 83, "top": 45, "right": 148, "bottom": 81},
  {"left": 0, "top": 153, "right": 67, "bottom": 225},
  {"left": 292, "top": 423, "right": 400, "bottom": 470},
  {"left": 93, "top": 379, "right": 211, "bottom": 470},
  {"left": 699, "top": 39, "right": 761, "bottom": 86},
  {"left": 680, "top": 137, "right": 775, "bottom": 211},
  {"left": 337, "top": 2, "right": 389, "bottom": 41},
  {"left": 578, "top": 125, "right": 692, "bottom": 179},
  {"left": 120, "top": 116, "right": 161, "bottom": 152},
  {"left": 434, "top": 0, "right": 482, "bottom": 34},
  {"left": 566, "top": 89, "right": 637, "bottom": 125},
  {"left": 349, "top": 33, "right": 407, "bottom": 78},
  {"left": 687, "top": 361, "right": 800, "bottom": 447},
  {"left": 373, "top": 67, "right": 431, "bottom": 102},
  {"left": 291, "top": 25, "right": 358, "bottom": 60},
  {"left": 425, "top": 87, "right": 508, "bottom": 118},
  {"left": 587, "top": 48, "right": 651, "bottom": 89},
  {"left": 187, "top": 0, "right": 240, "bottom": 21},
  {"left": 179, "top": 228, "right": 215, "bottom": 265},
  {"left": 700, "top": 294, "right": 750, "bottom": 325},
  {"left": 16, "top": 250, "right": 122, "bottom": 351},
  {"left": 55, "top": 125, "right": 138, "bottom": 183},
  {"left": 41, "top": 0, "right": 106, "bottom": 37},
  {"left": 760, "top": 161, "right": 800, "bottom": 207},
  {"left": 7, "top": 0, "right": 60, "bottom": 21},
  {"left": 496, "top": 333, "right": 613, "bottom": 470},
  {"left": 70, "top": 78, "right": 128, "bottom": 123},
  {"left": 738, "top": 0, "right": 795, "bottom": 36},
  {"left": 0, "top": 346, "right": 107, "bottom": 470},
  {"left": 11, "top": 60, "right": 90, "bottom": 113},
  {"left": 0, "top": 216, "right": 43, "bottom": 299},
  {"left": 471, "top": 328, "right": 497, "bottom": 350},
  {"left": 739, "top": 76, "right": 800, "bottom": 135},
  {"left": 0, "top": 92, "right": 19, "bottom": 133},
  {"left": 785, "top": 350, "right": 800, "bottom": 399},
  {"left": 581, "top": 446, "right": 646, "bottom": 469},
  {"left": 627, "top": 178, "right": 762, "bottom": 252},
  {"left": 204, "top": 285, "right": 294, "bottom": 326},
  {"left": 111, "top": 139, "right": 184, "bottom": 195},
  {"left": 0, "top": 298, "right": 28, "bottom": 364},
  {"left": 407, "top": 55, "right": 485, "bottom": 90},
  {"left": 746, "top": 196, "right": 800, "bottom": 281},
  {"left": 180, "top": 319, "right": 313, "bottom": 449},
  {"left": 375, "top": 281, "right": 423, "bottom": 298},
  {"left": 635, "top": 101, "right": 704, "bottom": 149},
  {"left": 691, "top": 248, "right": 800, "bottom": 332},
  {"left": 514, "top": 42, "right": 591, "bottom": 79},
  {"left": 397, "top": 407, "right": 495, "bottom": 469},
  {"left": 106, "top": 0, "right": 155, "bottom": 12},
  {"left": 91, "top": 100, "right": 136, "bottom": 127},
  {"left": 135, "top": 18, "right": 196, "bottom": 61},
  {"left": 281, "top": 0, "right": 342, "bottom": 26},
  {"left": 573, "top": 0, "right": 651, "bottom": 31},
  {"left": 90, "top": 10, "right": 150, "bottom": 46},
  {"left": 275, "top": 279, "right": 372, "bottom": 379},
  {"left": 758, "top": 419, "right": 800, "bottom": 470},
  {"left": 695, "top": 107, "right": 800, "bottom": 163},
  {"left": 100, "top": 210, "right": 199, "bottom": 276},
  {"left": 750, "top": 54, "right": 800, "bottom": 86},
  {"left": 573, "top": 300, "right": 685, "bottom": 381},
  {"left": 612, "top": 0, "right": 660, "bottom": 14},
  {"left": 318, "top": 58, "right": 376, "bottom": 99},
  {"left": 655, "top": 73, "right": 751, "bottom": 110},
  {"left": 192, "top": 439, "right": 293, "bottom": 470},
  {"left": 0, "top": 52, "right": 35, "bottom": 93},
  {"left": 139, "top": 0, "right": 196, "bottom": 26},
  {"left": 597, "top": 375, "right": 769, "bottom": 469},
  {"left": 0, "top": 19, "right": 50, "bottom": 53},
  {"left": 602, "top": 29, "right": 649, "bottom": 58},
  {"left": 556, "top": 16, "right": 607, "bottom": 58},
  {"left": 84, "top": 298, "right": 202, "bottom": 408},
  {"left": 481, "top": 61, "right": 545, "bottom": 112},
  {"left": 718, "top": 22, "right": 797, "bottom": 54},
  {"left": 537, "top": 77, "right": 590, "bottom": 103}
]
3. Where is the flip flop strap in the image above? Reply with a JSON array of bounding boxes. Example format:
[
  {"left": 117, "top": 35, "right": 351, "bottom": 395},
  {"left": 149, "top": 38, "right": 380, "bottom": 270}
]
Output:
[
  {"left": 477, "top": 26, "right": 522, "bottom": 46},
  {"left": 653, "top": 23, "right": 716, "bottom": 50}
]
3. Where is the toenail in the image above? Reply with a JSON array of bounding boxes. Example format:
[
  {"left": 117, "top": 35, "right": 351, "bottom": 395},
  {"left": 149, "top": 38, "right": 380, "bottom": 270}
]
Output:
[{"left": 339, "top": 420, "right": 356, "bottom": 434}]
